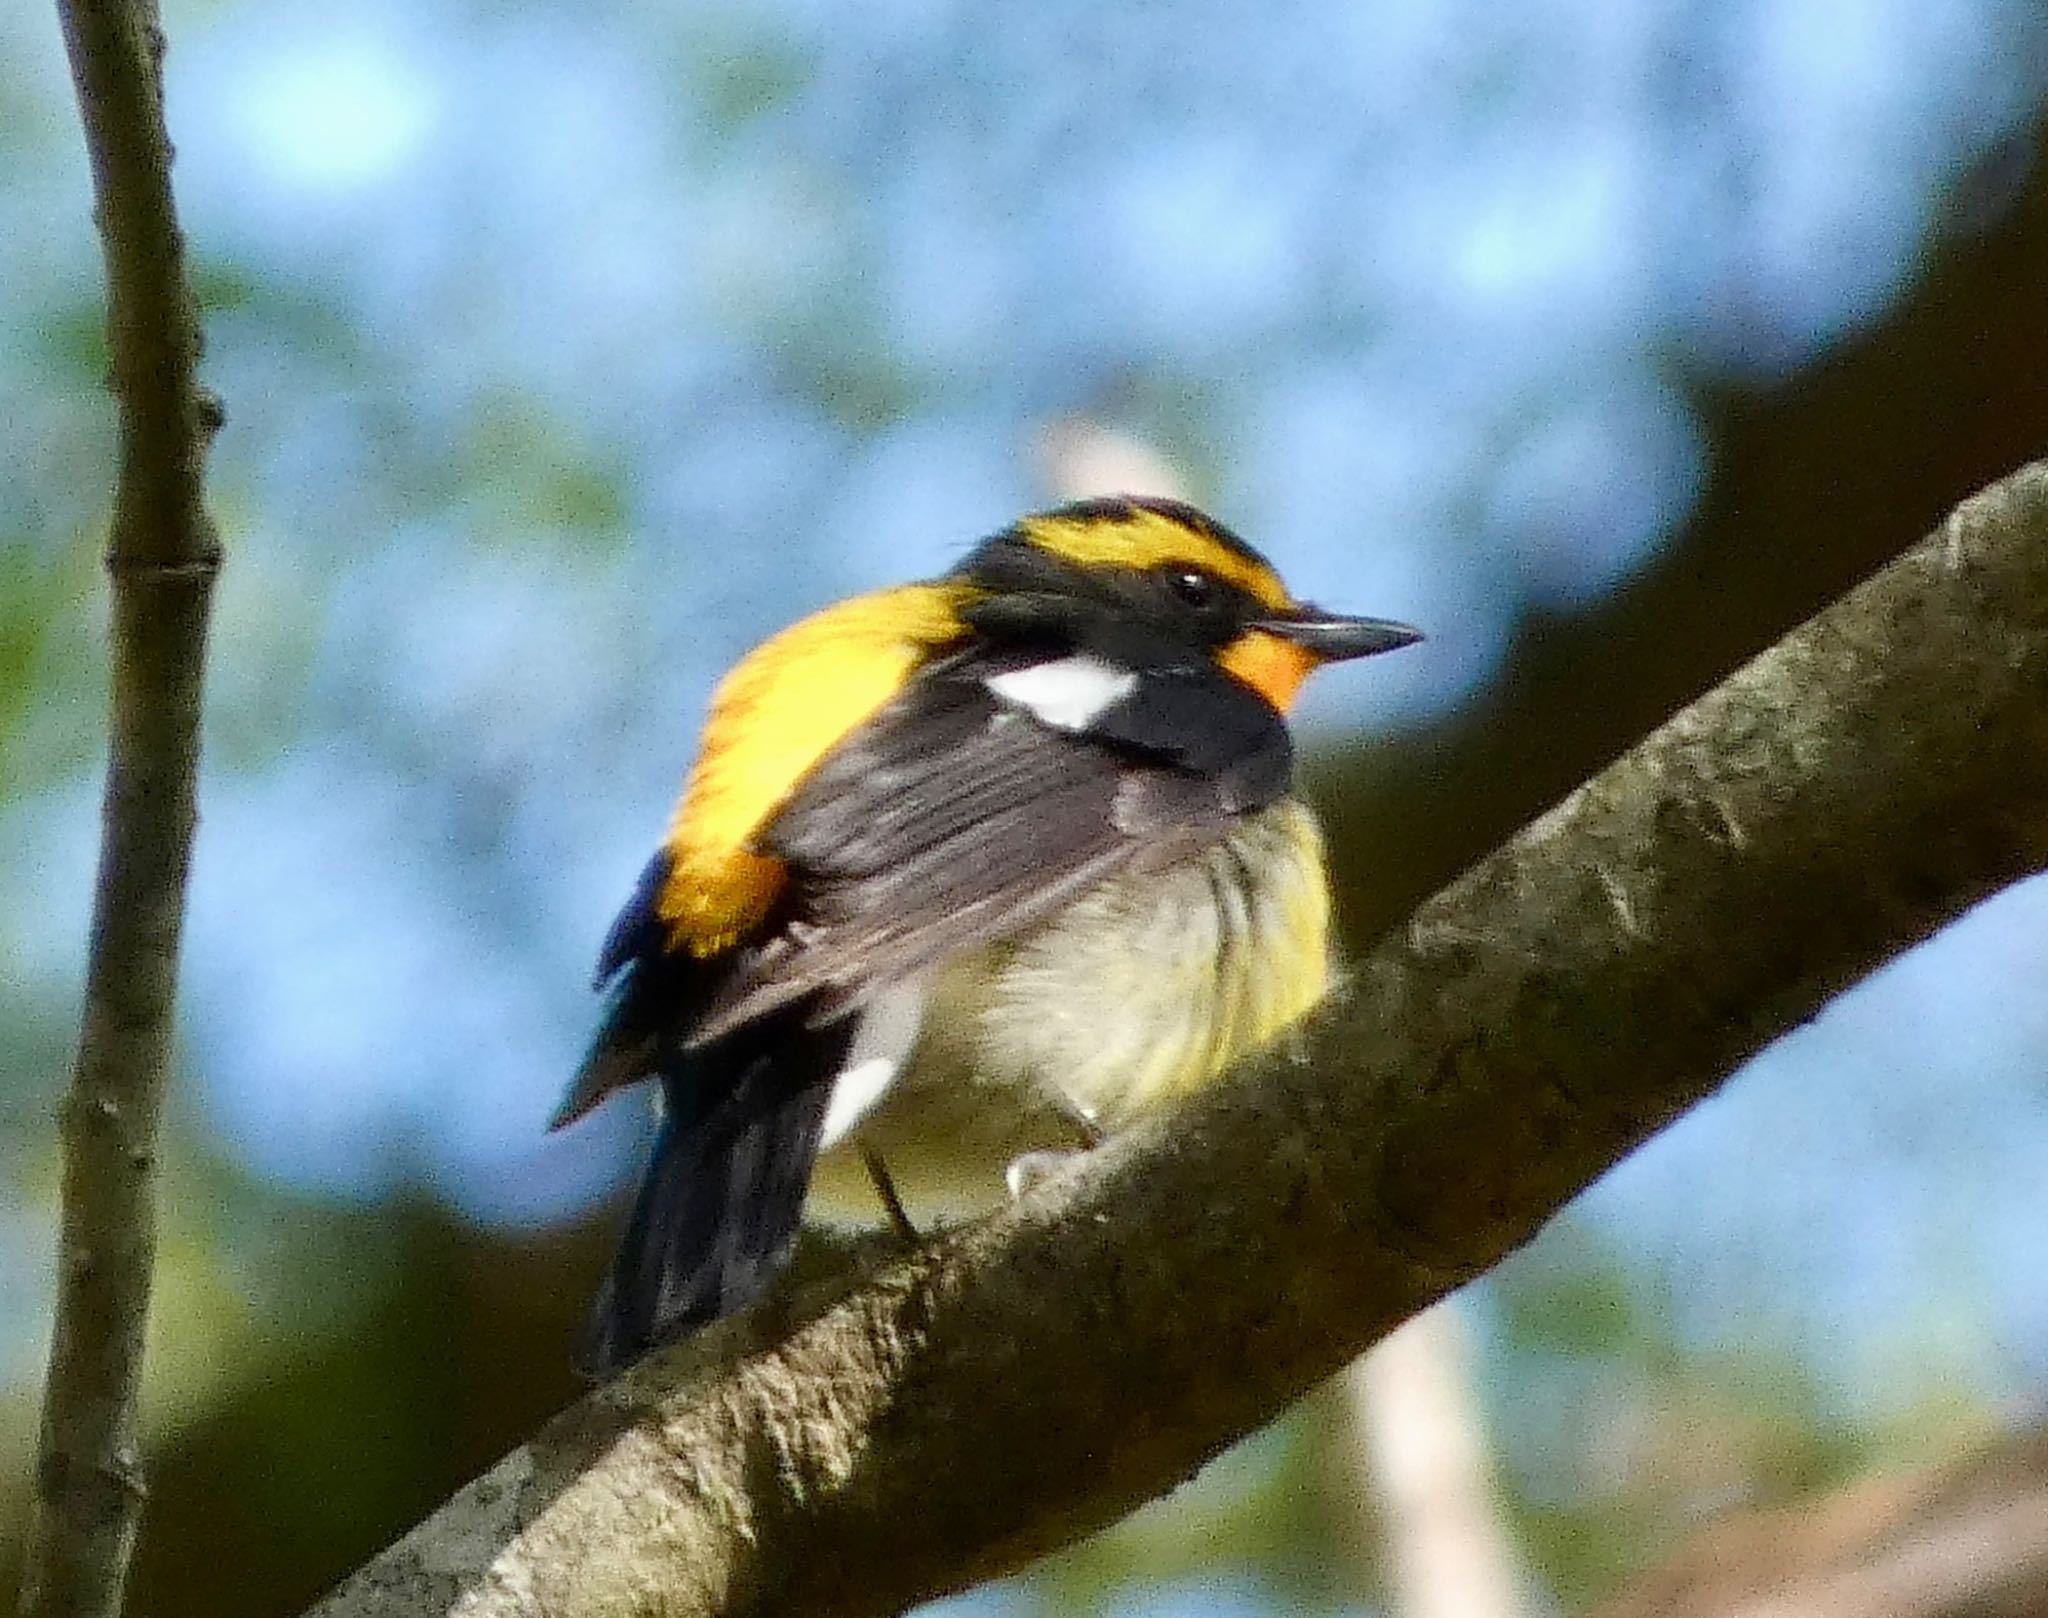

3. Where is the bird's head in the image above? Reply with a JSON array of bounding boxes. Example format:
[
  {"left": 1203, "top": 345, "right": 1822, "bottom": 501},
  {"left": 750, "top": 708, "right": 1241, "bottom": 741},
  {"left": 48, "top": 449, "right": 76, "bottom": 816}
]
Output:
[{"left": 952, "top": 495, "right": 1422, "bottom": 713}]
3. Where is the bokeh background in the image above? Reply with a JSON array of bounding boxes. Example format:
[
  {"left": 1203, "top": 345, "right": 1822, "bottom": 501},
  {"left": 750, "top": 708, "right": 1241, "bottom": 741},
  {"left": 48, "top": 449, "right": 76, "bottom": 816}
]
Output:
[{"left": 7, "top": 0, "right": 2048, "bottom": 1612}]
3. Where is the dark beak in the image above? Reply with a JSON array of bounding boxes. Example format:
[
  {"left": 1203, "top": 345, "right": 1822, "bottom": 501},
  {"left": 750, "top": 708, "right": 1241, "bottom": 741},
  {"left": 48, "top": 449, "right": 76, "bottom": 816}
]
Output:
[{"left": 1256, "top": 605, "right": 1424, "bottom": 661}]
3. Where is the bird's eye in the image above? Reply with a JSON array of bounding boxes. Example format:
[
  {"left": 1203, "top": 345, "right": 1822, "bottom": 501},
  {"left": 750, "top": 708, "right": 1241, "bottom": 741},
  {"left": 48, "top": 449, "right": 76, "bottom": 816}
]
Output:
[{"left": 1167, "top": 568, "right": 1220, "bottom": 610}]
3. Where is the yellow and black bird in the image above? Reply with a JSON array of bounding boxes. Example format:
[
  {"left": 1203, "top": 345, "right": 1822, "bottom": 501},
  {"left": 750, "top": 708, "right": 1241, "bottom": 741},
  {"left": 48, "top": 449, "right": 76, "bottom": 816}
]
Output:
[{"left": 553, "top": 496, "right": 1420, "bottom": 1376}]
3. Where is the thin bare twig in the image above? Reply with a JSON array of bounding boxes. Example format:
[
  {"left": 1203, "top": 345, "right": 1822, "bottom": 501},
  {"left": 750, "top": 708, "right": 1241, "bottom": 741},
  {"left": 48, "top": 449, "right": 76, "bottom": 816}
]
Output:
[{"left": 18, "top": 0, "right": 221, "bottom": 1612}]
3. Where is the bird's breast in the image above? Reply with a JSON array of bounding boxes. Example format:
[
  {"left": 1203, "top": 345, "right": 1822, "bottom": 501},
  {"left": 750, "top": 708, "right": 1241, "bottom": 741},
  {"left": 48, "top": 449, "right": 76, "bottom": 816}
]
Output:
[{"left": 807, "top": 797, "right": 1332, "bottom": 1220}]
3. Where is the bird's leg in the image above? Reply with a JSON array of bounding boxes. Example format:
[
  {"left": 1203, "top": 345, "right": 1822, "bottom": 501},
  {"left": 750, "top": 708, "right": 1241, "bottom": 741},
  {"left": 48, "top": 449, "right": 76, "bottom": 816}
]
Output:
[
  {"left": 860, "top": 1145, "right": 919, "bottom": 1245},
  {"left": 1057, "top": 1092, "right": 1107, "bottom": 1147}
]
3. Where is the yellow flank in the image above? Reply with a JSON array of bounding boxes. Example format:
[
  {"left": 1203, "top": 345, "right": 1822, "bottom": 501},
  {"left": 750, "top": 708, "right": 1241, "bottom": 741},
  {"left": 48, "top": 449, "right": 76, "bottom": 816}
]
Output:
[
  {"left": 1217, "top": 627, "right": 1320, "bottom": 714},
  {"left": 1095, "top": 798, "right": 1331, "bottom": 1117},
  {"left": 659, "top": 582, "right": 975, "bottom": 955},
  {"left": 1021, "top": 505, "right": 1297, "bottom": 612}
]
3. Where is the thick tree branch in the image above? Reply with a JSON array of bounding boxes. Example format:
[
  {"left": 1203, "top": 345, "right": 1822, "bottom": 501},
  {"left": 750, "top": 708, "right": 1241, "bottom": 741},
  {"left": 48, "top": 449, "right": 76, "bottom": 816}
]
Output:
[
  {"left": 19, "top": 0, "right": 221, "bottom": 1613},
  {"left": 310, "top": 463, "right": 2048, "bottom": 1618}
]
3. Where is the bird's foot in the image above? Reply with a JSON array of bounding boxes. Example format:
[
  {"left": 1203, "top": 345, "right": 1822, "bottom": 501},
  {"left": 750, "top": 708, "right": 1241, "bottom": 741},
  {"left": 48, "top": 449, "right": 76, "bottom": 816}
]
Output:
[{"left": 1005, "top": 1149, "right": 1091, "bottom": 1200}]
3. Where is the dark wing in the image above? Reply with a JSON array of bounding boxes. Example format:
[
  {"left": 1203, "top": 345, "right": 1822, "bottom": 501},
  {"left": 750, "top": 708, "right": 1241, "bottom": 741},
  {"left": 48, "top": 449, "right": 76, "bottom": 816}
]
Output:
[
  {"left": 690, "top": 649, "right": 1293, "bottom": 1041},
  {"left": 550, "top": 850, "right": 702, "bottom": 1130}
]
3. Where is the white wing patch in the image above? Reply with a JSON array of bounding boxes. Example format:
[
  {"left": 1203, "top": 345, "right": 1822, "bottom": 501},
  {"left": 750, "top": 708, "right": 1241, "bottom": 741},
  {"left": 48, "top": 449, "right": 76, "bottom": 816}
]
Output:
[
  {"left": 819, "top": 977, "right": 927, "bottom": 1150},
  {"left": 985, "top": 654, "right": 1137, "bottom": 732}
]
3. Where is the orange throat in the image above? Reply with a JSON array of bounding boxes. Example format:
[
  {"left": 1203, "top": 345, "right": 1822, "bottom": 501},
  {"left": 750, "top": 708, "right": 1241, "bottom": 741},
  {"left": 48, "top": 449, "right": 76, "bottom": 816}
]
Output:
[{"left": 1217, "top": 628, "right": 1319, "bottom": 713}]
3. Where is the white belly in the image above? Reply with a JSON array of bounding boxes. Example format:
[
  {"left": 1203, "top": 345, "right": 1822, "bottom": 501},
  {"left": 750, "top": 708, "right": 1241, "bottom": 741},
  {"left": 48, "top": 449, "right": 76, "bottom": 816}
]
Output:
[{"left": 806, "top": 798, "right": 1332, "bottom": 1222}]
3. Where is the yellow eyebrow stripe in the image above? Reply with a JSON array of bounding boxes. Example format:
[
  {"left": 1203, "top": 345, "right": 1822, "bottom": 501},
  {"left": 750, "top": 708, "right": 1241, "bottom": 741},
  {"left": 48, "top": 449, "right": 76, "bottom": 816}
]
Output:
[
  {"left": 659, "top": 582, "right": 974, "bottom": 955},
  {"left": 1019, "top": 505, "right": 1296, "bottom": 613}
]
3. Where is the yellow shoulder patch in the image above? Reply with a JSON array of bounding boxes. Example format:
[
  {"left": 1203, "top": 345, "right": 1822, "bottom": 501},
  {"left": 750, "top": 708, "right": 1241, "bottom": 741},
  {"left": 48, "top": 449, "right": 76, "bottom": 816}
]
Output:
[{"left": 659, "top": 582, "right": 974, "bottom": 956}]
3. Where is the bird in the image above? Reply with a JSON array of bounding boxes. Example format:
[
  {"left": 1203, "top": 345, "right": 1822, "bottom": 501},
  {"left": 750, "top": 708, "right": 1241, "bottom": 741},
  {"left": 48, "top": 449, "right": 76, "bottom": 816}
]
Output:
[{"left": 552, "top": 495, "right": 1421, "bottom": 1377}]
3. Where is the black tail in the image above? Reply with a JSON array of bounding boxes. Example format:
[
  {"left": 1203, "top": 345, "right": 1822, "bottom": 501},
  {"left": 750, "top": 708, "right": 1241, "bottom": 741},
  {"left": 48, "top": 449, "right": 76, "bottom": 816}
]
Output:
[{"left": 574, "top": 1017, "right": 847, "bottom": 1379}]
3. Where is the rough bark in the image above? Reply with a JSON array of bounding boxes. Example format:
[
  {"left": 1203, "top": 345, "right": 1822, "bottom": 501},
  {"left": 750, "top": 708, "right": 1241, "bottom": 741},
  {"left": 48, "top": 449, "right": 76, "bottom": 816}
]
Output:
[
  {"left": 19, "top": 0, "right": 221, "bottom": 1612},
  {"left": 308, "top": 463, "right": 2048, "bottom": 1618}
]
